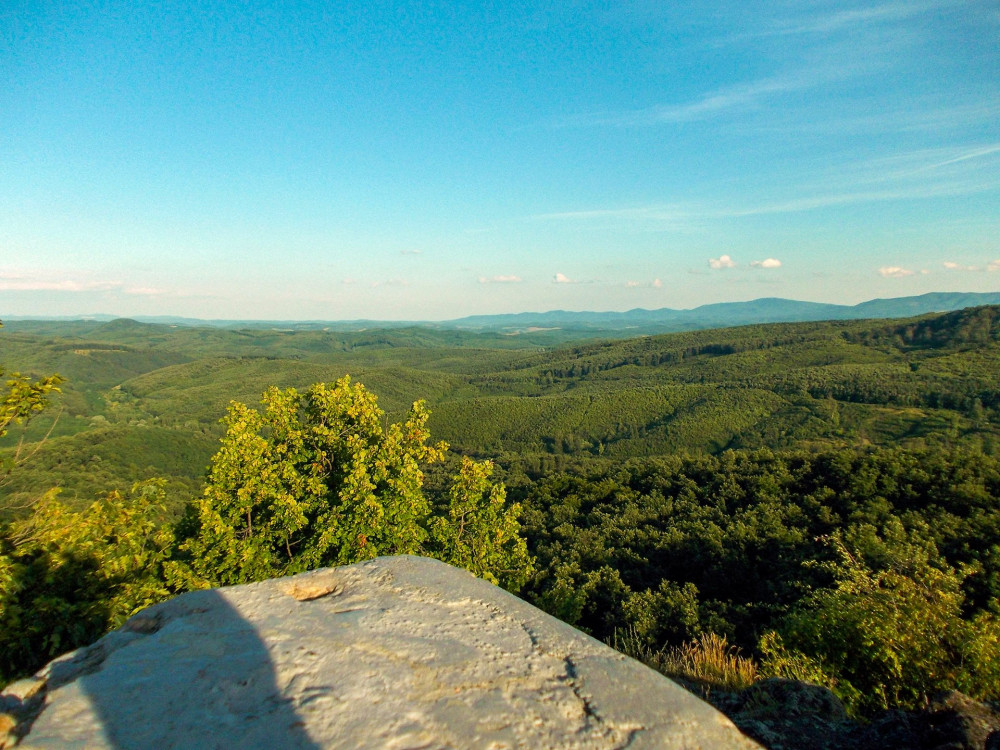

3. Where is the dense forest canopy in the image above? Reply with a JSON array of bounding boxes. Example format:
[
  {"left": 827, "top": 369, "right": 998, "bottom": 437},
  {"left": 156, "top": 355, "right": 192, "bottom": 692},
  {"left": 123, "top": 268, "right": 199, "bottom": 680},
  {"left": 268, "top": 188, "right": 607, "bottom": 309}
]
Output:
[
  {"left": 2, "top": 306, "right": 998, "bottom": 511},
  {"left": 1, "top": 306, "right": 999, "bottom": 716}
]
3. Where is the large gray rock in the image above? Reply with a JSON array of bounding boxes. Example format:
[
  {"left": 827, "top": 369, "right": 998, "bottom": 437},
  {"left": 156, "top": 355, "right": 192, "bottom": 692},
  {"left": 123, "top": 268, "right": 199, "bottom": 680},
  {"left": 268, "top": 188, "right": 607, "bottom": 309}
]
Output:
[{"left": 3, "top": 555, "right": 760, "bottom": 749}]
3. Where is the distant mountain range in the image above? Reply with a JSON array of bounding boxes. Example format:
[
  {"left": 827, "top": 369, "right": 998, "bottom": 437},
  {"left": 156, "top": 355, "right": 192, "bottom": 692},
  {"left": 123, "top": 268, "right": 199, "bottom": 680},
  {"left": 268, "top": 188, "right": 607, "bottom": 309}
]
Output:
[
  {"left": 448, "top": 292, "right": 1000, "bottom": 333},
  {"left": 4, "top": 291, "right": 1000, "bottom": 334}
]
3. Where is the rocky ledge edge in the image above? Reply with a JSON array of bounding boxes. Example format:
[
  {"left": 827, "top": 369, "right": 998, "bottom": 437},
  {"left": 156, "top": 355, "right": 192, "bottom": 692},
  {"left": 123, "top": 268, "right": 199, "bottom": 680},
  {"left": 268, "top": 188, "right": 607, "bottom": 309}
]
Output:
[{"left": 0, "top": 555, "right": 759, "bottom": 749}]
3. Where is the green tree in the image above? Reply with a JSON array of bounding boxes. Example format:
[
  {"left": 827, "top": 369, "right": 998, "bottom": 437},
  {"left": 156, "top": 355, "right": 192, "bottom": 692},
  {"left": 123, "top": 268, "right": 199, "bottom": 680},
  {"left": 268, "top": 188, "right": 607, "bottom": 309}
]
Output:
[
  {"left": 430, "top": 456, "right": 532, "bottom": 590},
  {"left": 0, "top": 322, "right": 64, "bottom": 481},
  {"left": 761, "top": 527, "right": 1000, "bottom": 714},
  {"left": 0, "top": 481, "right": 174, "bottom": 682},
  {"left": 180, "top": 377, "right": 532, "bottom": 590}
]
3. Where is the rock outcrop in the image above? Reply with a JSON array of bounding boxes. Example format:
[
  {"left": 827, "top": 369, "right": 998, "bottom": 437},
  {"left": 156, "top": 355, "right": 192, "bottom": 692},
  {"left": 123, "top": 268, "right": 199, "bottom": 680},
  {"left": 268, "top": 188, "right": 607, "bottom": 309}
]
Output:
[{"left": 1, "top": 555, "right": 759, "bottom": 749}]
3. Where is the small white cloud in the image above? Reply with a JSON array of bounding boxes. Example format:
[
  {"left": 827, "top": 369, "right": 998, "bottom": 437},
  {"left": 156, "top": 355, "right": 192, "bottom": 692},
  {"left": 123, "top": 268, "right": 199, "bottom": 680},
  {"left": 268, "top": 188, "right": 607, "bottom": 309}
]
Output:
[
  {"left": 626, "top": 278, "right": 664, "bottom": 289},
  {"left": 709, "top": 255, "right": 736, "bottom": 270},
  {"left": 124, "top": 287, "right": 166, "bottom": 296},
  {"left": 988, "top": 259, "right": 1000, "bottom": 272},
  {"left": 553, "top": 272, "right": 572, "bottom": 283},
  {"left": 879, "top": 266, "right": 916, "bottom": 278},
  {"left": 342, "top": 278, "right": 357, "bottom": 285},
  {"left": 751, "top": 258, "right": 782, "bottom": 269},
  {"left": 479, "top": 275, "right": 523, "bottom": 284},
  {"left": 920, "top": 269, "right": 930, "bottom": 275},
  {"left": 0, "top": 277, "right": 120, "bottom": 292},
  {"left": 400, "top": 249, "right": 422, "bottom": 255},
  {"left": 944, "top": 261, "right": 981, "bottom": 271}
]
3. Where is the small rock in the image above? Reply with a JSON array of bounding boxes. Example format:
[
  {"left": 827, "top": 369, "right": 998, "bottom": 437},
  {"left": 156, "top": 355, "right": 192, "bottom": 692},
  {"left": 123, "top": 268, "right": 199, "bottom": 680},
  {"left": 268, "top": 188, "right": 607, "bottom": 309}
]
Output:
[
  {"left": 0, "top": 677, "right": 46, "bottom": 704},
  {"left": 740, "top": 677, "right": 847, "bottom": 722},
  {"left": 282, "top": 579, "right": 342, "bottom": 601},
  {"left": 923, "top": 691, "right": 1000, "bottom": 750},
  {"left": 854, "top": 692, "right": 1000, "bottom": 750}
]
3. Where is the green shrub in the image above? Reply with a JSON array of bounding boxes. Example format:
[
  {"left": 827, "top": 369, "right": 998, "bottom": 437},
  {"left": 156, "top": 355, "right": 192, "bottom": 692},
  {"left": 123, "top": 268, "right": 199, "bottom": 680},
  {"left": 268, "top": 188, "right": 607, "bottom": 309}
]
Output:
[
  {"left": 0, "top": 481, "right": 173, "bottom": 683},
  {"left": 177, "top": 377, "right": 532, "bottom": 590},
  {"left": 762, "top": 528, "right": 1000, "bottom": 714}
]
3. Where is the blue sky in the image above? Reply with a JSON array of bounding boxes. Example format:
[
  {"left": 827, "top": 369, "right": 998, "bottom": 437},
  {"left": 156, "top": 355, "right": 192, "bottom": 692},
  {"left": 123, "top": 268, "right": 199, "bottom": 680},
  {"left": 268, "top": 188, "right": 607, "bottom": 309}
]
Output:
[{"left": 2, "top": 0, "right": 998, "bottom": 320}]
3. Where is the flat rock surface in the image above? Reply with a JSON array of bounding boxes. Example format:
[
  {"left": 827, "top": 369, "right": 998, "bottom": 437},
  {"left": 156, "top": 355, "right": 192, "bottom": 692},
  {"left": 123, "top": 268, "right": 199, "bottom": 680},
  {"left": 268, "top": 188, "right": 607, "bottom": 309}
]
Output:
[{"left": 6, "top": 555, "right": 760, "bottom": 749}]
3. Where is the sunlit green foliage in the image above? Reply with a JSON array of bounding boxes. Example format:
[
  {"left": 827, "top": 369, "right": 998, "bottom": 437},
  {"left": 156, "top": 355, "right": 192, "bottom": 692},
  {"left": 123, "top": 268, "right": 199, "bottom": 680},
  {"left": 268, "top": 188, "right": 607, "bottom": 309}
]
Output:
[
  {"left": 0, "top": 321, "right": 64, "bottom": 485},
  {"left": 0, "top": 373, "right": 64, "bottom": 443},
  {"left": 651, "top": 632, "right": 760, "bottom": 692},
  {"left": 761, "top": 528, "right": 1000, "bottom": 713},
  {"left": 178, "top": 377, "right": 532, "bottom": 591},
  {"left": 0, "top": 372, "right": 533, "bottom": 684},
  {"left": 430, "top": 456, "right": 532, "bottom": 590},
  {"left": 0, "top": 426, "right": 214, "bottom": 516},
  {"left": 181, "top": 378, "right": 445, "bottom": 584}
]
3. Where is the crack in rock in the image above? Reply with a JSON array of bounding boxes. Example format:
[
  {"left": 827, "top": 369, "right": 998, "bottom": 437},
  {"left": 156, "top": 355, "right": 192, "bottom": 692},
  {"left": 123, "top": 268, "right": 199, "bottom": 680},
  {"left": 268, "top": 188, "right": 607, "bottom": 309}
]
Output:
[
  {"left": 560, "top": 655, "right": 647, "bottom": 750},
  {"left": 563, "top": 656, "right": 601, "bottom": 725}
]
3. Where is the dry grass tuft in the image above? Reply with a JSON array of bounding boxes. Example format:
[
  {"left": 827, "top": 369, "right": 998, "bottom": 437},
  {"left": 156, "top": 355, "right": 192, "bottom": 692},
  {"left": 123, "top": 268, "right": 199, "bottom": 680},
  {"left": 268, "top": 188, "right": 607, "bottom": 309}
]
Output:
[{"left": 614, "top": 629, "right": 760, "bottom": 692}]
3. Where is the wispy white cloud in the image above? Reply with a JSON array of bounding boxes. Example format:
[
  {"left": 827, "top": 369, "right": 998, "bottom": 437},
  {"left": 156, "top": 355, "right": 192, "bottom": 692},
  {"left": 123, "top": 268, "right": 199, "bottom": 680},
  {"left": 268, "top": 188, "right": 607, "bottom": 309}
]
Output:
[
  {"left": 553, "top": 272, "right": 573, "bottom": 283},
  {"left": 0, "top": 274, "right": 120, "bottom": 293},
  {"left": 124, "top": 286, "right": 167, "bottom": 296},
  {"left": 538, "top": 142, "right": 1000, "bottom": 229},
  {"left": 877, "top": 143, "right": 1000, "bottom": 180},
  {"left": 625, "top": 278, "right": 663, "bottom": 288},
  {"left": 879, "top": 266, "right": 915, "bottom": 278},
  {"left": 945, "top": 259, "right": 1000, "bottom": 273},
  {"left": 767, "top": 1, "right": 953, "bottom": 36},
  {"left": 642, "top": 76, "right": 810, "bottom": 124},
  {"left": 943, "top": 261, "right": 980, "bottom": 272},
  {"left": 533, "top": 205, "right": 692, "bottom": 227},
  {"left": 751, "top": 258, "right": 782, "bottom": 269},
  {"left": 726, "top": 142, "right": 1000, "bottom": 215},
  {"left": 709, "top": 255, "right": 736, "bottom": 269},
  {"left": 479, "top": 275, "right": 523, "bottom": 284},
  {"left": 756, "top": 100, "right": 1000, "bottom": 137},
  {"left": 0, "top": 273, "right": 174, "bottom": 297},
  {"left": 568, "top": 3, "right": 954, "bottom": 132},
  {"left": 559, "top": 72, "right": 823, "bottom": 128},
  {"left": 400, "top": 249, "right": 422, "bottom": 255}
]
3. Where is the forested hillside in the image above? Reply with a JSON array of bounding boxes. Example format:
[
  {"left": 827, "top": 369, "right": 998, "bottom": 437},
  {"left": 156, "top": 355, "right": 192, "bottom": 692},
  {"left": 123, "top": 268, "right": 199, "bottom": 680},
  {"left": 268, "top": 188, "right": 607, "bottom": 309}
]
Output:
[
  {"left": 1, "top": 306, "right": 1000, "bottom": 725},
  {"left": 2, "top": 306, "right": 998, "bottom": 511}
]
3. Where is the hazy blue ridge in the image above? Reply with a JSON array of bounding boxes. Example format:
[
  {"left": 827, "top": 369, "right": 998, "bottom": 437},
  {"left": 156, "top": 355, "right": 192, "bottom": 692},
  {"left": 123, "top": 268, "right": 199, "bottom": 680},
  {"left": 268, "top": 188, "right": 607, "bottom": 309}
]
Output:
[
  {"left": 448, "top": 292, "right": 1000, "bottom": 331},
  {"left": 3, "top": 292, "right": 999, "bottom": 335}
]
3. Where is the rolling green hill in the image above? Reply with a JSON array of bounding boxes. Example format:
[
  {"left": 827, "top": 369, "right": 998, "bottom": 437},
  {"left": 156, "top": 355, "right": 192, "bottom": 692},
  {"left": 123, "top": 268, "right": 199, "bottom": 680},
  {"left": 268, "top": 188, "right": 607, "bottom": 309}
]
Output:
[{"left": 2, "top": 305, "right": 998, "bottom": 513}]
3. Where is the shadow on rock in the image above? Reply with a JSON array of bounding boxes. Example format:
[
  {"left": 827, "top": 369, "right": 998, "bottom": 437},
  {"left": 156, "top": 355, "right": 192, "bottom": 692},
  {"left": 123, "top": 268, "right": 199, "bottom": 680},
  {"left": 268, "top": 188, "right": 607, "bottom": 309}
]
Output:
[{"left": 14, "top": 589, "right": 320, "bottom": 749}]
